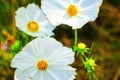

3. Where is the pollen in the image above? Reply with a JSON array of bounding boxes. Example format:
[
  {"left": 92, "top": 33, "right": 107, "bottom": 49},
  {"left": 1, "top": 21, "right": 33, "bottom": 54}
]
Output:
[
  {"left": 67, "top": 5, "right": 78, "bottom": 16},
  {"left": 37, "top": 60, "right": 48, "bottom": 71},
  {"left": 27, "top": 21, "right": 39, "bottom": 32}
]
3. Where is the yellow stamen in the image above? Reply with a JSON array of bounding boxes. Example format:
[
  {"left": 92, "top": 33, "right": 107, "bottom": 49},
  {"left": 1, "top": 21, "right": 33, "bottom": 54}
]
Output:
[
  {"left": 37, "top": 60, "right": 48, "bottom": 71},
  {"left": 27, "top": 21, "right": 39, "bottom": 32},
  {"left": 67, "top": 5, "right": 78, "bottom": 16}
]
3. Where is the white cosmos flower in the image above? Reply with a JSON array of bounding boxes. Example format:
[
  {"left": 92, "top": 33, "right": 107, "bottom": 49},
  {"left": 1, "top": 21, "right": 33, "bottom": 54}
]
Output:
[
  {"left": 16, "top": 3, "right": 54, "bottom": 37},
  {"left": 11, "top": 37, "right": 76, "bottom": 80},
  {"left": 41, "top": 0, "right": 102, "bottom": 29}
]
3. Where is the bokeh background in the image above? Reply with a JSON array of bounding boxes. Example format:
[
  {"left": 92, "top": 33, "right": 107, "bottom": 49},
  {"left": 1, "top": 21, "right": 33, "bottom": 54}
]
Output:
[{"left": 0, "top": 0, "right": 120, "bottom": 80}]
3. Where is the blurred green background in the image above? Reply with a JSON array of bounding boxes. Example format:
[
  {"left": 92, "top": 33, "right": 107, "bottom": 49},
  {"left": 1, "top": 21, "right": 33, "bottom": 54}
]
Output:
[{"left": 0, "top": 0, "right": 120, "bottom": 80}]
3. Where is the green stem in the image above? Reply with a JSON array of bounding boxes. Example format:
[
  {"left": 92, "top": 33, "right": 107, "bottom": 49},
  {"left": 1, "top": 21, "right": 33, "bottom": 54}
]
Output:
[
  {"left": 88, "top": 73, "right": 92, "bottom": 80},
  {"left": 92, "top": 73, "right": 99, "bottom": 80},
  {"left": 73, "top": 29, "right": 78, "bottom": 51},
  {"left": 90, "top": 42, "right": 95, "bottom": 55},
  {"left": 80, "top": 55, "right": 85, "bottom": 63}
]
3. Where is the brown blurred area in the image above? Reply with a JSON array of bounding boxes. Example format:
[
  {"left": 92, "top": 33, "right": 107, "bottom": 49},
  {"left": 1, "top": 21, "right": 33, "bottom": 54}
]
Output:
[{"left": 0, "top": 0, "right": 120, "bottom": 80}]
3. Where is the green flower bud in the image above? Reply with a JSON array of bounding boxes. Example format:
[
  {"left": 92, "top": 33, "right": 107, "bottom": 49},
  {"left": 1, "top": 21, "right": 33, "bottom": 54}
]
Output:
[
  {"left": 10, "top": 40, "right": 21, "bottom": 52},
  {"left": 84, "top": 58, "right": 97, "bottom": 71},
  {"left": 76, "top": 42, "right": 89, "bottom": 55},
  {"left": 77, "top": 43, "right": 86, "bottom": 49}
]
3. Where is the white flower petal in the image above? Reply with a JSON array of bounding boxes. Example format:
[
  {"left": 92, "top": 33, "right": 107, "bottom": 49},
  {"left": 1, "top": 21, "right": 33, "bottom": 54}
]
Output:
[
  {"left": 33, "top": 70, "right": 59, "bottom": 80},
  {"left": 11, "top": 52, "right": 37, "bottom": 69},
  {"left": 31, "top": 7, "right": 55, "bottom": 32},
  {"left": 15, "top": 7, "right": 29, "bottom": 24},
  {"left": 70, "top": 0, "right": 81, "bottom": 4},
  {"left": 15, "top": 16, "right": 26, "bottom": 31},
  {"left": 61, "top": 15, "right": 89, "bottom": 29},
  {"left": 26, "top": 3, "right": 40, "bottom": 20},
  {"left": 45, "top": 14, "right": 64, "bottom": 26},
  {"left": 81, "top": 10, "right": 99, "bottom": 21},
  {"left": 48, "top": 66, "right": 76, "bottom": 80},
  {"left": 48, "top": 47, "right": 74, "bottom": 65},
  {"left": 79, "top": 0, "right": 102, "bottom": 7},
  {"left": 22, "top": 37, "right": 63, "bottom": 59},
  {"left": 15, "top": 7, "right": 29, "bottom": 31},
  {"left": 41, "top": 0, "right": 68, "bottom": 12},
  {"left": 46, "top": 70, "right": 61, "bottom": 80},
  {"left": 15, "top": 67, "right": 37, "bottom": 80},
  {"left": 33, "top": 71, "right": 44, "bottom": 80},
  {"left": 41, "top": 0, "right": 67, "bottom": 26}
]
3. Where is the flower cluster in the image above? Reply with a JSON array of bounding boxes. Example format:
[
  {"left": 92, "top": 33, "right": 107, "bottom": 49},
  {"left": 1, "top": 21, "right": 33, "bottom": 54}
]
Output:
[{"left": 11, "top": 0, "right": 102, "bottom": 80}]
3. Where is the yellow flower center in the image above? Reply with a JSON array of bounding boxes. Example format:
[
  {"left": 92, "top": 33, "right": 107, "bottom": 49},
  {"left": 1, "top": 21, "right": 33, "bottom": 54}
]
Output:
[
  {"left": 27, "top": 21, "right": 39, "bottom": 32},
  {"left": 37, "top": 60, "right": 48, "bottom": 71},
  {"left": 77, "top": 43, "right": 86, "bottom": 49},
  {"left": 67, "top": 5, "right": 78, "bottom": 16}
]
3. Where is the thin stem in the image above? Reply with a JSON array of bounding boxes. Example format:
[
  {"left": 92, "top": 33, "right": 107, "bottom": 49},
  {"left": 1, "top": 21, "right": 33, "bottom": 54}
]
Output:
[
  {"left": 80, "top": 55, "right": 85, "bottom": 63},
  {"left": 77, "top": 72, "right": 81, "bottom": 80},
  {"left": 88, "top": 73, "right": 92, "bottom": 80},
  {"left": 73, "top": 29, "right": 78, "bottom": 51},
  {"left": 92, "top": 73, "right": 99, "bottom": 80},
  {"left": 90, "top": 42, "right": 95, "bottom": 55}
]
